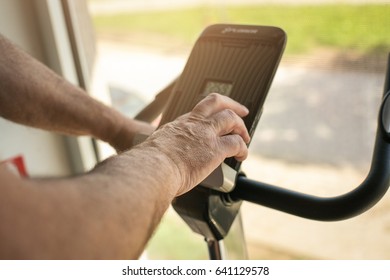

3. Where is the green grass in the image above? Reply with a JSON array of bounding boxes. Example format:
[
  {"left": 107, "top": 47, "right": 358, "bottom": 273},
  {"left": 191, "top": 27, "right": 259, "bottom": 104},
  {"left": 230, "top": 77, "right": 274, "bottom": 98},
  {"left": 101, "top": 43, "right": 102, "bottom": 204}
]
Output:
[
  {"left": 145, "top": 213, "right": 208, "bottom": 259},
  {"left": 92, "top": 4, "right": 390, "bottom": 55}
]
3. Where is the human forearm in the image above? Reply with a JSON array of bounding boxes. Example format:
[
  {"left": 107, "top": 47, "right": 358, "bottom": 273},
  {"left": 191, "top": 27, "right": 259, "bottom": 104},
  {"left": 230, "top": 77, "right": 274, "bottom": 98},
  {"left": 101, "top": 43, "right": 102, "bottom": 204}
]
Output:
[
  {"left": 0, "top": 34, "right": 152, "bottom": 150},
  {"left": 0, "top": 144, "right": 179, "bottom": 259}
]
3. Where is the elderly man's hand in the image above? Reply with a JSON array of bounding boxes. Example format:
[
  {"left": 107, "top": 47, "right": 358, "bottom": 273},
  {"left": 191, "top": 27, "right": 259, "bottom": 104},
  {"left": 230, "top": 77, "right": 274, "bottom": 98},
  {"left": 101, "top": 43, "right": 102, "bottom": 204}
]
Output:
[{"left": 144, "top": 93, "right": 250, "bottom": 196}]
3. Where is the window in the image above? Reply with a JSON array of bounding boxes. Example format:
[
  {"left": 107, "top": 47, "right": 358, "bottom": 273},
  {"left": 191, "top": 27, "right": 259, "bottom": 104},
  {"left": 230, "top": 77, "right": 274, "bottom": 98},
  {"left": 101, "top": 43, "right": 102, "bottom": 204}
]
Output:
[{"left": 88, "top": 0, "right": 390, "bottom": 260}]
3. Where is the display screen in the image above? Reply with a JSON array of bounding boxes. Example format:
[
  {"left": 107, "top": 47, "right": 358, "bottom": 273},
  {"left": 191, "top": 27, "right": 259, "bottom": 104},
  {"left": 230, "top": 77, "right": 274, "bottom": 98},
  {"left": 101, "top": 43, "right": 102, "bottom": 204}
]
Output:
[{"left": 202, "top": 80, "right": 233, "bottom": 97}]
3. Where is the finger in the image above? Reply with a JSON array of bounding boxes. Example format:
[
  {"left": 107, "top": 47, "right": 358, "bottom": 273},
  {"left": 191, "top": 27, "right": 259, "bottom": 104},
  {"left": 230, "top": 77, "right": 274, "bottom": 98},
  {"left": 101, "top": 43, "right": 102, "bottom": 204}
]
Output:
[
  {"left": 219, "top": 134, "right": 249, "bottom": 162},
  {"left": 192, "top": 93, "right": 249, "bottom": 118},
  {"left": 211, "top": 109, "right": 250, "bottom": 144}
]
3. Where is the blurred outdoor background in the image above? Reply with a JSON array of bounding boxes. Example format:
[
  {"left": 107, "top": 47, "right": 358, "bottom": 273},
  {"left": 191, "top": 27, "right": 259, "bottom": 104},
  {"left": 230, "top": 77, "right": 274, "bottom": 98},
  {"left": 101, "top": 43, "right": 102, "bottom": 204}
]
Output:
[{"left": 87, "top": 0, "right": 390, "bottom": 259}]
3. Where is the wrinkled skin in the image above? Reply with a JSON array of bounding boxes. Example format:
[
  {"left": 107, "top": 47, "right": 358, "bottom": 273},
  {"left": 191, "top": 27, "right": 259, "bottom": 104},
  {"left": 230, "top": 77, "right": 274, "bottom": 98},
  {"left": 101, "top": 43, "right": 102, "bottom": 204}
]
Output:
[{"left": 145, "top": 93, "right": 250, "bottom": 195}]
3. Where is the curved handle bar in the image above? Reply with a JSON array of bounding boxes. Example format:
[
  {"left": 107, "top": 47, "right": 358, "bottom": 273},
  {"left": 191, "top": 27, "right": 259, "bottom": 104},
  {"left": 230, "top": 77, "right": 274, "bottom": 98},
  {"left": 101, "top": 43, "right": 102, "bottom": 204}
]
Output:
[
  {"left": 230, "top": 54, "right": 390, "bottom": 221},
  {"left": 231, "top": 131, "right": 390, "bottom": 221}
]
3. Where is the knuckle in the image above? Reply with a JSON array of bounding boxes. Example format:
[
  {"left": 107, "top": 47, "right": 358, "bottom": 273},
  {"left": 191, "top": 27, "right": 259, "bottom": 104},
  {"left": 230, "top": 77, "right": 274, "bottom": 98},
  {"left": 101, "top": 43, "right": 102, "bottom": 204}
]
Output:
[
  {"left": 207, "top": 92, "right": 222, "bottom": 104},
  {"left": 225, "top": 134, "right": 242, "bottom": 147},
  {"left": 193, "top": 93, "right": 221, "bottom": 114},
  {"left": 220, "top": 134, "right": 248, "bottom": 161},
  {"left": 222, "top": 109, "right": 245, "bottom": 131},
  {"left": 208, "top": 92, "right": 220, "bottom": 99},
  {"left": 224, "top": 108, "right": 237, "bottom": 120}
]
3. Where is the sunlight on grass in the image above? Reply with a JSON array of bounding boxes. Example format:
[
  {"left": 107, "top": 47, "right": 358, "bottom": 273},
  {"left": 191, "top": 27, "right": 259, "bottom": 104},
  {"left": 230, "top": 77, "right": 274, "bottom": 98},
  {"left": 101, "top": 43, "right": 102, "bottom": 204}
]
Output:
[{"left": 93, "top": 4, "right": 390, "bottom": 55}]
